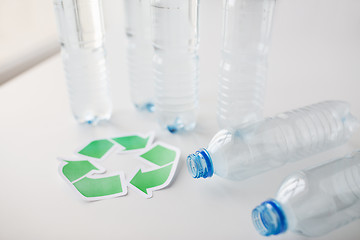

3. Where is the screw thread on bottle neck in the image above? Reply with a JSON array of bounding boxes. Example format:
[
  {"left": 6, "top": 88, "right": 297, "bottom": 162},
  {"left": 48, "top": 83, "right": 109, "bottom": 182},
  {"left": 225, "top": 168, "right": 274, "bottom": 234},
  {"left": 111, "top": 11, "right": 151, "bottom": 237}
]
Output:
[
  {"left": 252, "top": 199, "right": 288, "bottom": 236},
  {"left": 186, "top": 148, "right": 214, "bottom": 179}
]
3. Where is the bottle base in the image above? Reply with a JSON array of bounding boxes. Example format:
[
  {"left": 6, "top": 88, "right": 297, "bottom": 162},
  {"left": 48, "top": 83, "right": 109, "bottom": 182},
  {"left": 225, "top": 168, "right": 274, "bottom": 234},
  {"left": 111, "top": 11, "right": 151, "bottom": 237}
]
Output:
[
  {"left": 135, "top": 102, "right": 155, "bottom": 113},
  {"left": 74, "top": 113, "right": 112, "bottom": 126},
  {"left": 166, "top": 117, "right": 196, "bottom": 134}
]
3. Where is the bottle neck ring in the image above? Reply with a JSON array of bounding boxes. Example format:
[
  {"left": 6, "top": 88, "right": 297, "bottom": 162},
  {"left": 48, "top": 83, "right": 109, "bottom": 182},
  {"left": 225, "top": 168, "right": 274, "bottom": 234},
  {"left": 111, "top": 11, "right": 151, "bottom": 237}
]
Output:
[
  {"left": 186, "top": 148, "right": 214, "bottom": 178},
  {"left": 252, "top": 199, "right": 288, "bottom": 236}
]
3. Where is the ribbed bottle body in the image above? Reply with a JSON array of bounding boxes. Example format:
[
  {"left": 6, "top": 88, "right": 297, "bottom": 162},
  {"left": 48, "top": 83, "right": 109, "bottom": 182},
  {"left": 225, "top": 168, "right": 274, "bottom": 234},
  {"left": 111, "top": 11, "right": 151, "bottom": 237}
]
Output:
[
  {"left": 151, "top": 0, "right": 199, "bottom": 133},
  {"left": 268, "top": 101, "right": 357, "bottom": 161},
  {"left": 217, "top": 0, "right": 276, "bottom": 129},
  {"left": 53, "top": 0, "right": 112, "bottom": 124},
  {"left": 124, "top": 0, "right": 154, "bottom": 112},
  {"left": 206, "top": 101, "right": 358, "bottom": 180}
]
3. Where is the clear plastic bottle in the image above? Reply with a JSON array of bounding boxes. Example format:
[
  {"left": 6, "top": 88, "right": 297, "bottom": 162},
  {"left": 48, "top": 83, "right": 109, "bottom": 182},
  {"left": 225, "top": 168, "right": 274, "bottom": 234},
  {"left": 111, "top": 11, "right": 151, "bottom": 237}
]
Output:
[
  {"left": 150, "top": 0, "right": 199, "bottom": 133},
  {"left": 252, "top": 150, "right": 360, "bottom": 237},
  {"left": 218, "top": 0, "right": 276, "bottom": 129},
  {"left": 187, "top": 101, "right": 359, "bottom": 180},
  {"left": 124, "top": 0, "right": 155, "bottom": 112},
  {"left": 53, "top": 0, "right": 112, "bottom": 124}
]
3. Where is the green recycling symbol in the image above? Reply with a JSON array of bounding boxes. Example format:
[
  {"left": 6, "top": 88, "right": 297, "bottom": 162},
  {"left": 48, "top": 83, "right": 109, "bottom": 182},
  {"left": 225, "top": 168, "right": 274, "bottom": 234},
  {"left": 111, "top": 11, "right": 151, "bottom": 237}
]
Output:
[{"left": 58, "top": 133, "right": 180, "bottom": 200}]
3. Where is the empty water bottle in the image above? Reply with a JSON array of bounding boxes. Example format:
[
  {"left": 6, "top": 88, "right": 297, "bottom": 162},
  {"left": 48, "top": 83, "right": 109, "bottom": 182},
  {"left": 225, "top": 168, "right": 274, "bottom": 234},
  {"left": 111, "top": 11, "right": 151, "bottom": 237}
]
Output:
[
  {"left": 252, "top": 150, "right": 360, "bottom": 237},
  {"left": 218, "top": 0, "right": 276, "bottom": 129},
  {"left": 151, "top": 0, "right": 199, "bottom": 133},
  {"left": 53, "top": 0, "right": 112, "bottom": 124},
  {"left": 187, "top": 101, "right": 359, "bottom": 180},
  {"left": 124, "top": 0, "right": 155, "bottom": 112}
]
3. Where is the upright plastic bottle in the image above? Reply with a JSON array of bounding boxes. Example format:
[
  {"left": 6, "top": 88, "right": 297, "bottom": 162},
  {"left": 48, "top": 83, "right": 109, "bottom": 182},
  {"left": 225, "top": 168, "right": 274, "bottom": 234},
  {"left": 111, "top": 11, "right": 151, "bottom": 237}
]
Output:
[
  {"left": 124, "top": 0, "right": 155, "bottom": 112},
  {"left": 53, "top": 0, "right": 112, "bottom": 124},
  {"left": 218, "top": 0, "right": 276, "bottom": 129},
  {"left": 187, "top": 101, "right": 359, "bottom": 180},
  {"left": 252, "top": 150, "right": 360, "bottom": 237},
  {"left": 151, "top": 0, "right": 199, "bottom": 133}
]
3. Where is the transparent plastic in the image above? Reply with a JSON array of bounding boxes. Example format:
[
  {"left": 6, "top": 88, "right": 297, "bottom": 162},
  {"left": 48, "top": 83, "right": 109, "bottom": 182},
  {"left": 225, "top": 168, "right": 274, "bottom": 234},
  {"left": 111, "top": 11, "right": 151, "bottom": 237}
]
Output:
[
  {"left": 217, "top": 0, "right": 276, "bottom": 129},
  {"left": 187, "top": 101, "right": 359, "bottom": 180},
  {"left": 151, "top": 0, "right": 199, "bottom": 133},
  {"left": 53, "top": 0, "right": 112, "bottom": 124},
  {"left": 252, "top": 150, "right": 360, "bottom": 237},
  {"left": 124, "top": 0, "right": 155, "bottom": 112}
]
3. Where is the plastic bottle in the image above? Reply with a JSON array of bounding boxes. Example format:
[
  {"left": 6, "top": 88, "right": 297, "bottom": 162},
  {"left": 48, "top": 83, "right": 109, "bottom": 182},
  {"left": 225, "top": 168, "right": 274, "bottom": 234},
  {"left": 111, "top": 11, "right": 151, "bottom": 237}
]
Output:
[
  {"left": 187, "top": 101, "right": 359, "bottom": 180},
  {"left": 150, "top": 0, "right": 199, "bottom": 133},
  {"left": 252, "top": 150, "right": 360, "bottom": 237},
  {"left": 53, "top": 0, "right": 112, "bottom": 124},
  {"left": 124, "top": 0, "right": 154, "bottom": 112},
  {"left": 217, "top": 0, "right": 276, "bottom": 129}
]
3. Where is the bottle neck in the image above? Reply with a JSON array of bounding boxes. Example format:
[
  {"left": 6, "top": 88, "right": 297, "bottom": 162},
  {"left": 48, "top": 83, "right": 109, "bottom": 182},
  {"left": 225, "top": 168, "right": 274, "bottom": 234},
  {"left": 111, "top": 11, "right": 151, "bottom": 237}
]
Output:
[
  {"left": 252, "top": 199, "right": 288, "bottom": 236},
  {"left": 186, "top": 148, "right": 214, "bottom": 178}
]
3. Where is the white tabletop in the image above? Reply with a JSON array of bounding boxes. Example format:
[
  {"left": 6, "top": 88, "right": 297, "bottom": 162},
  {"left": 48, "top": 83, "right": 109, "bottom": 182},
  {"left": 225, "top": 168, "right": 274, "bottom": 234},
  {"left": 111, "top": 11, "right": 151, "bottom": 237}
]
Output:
[{"left": 1, "top": 0, "right": 360, "bottom": 239}]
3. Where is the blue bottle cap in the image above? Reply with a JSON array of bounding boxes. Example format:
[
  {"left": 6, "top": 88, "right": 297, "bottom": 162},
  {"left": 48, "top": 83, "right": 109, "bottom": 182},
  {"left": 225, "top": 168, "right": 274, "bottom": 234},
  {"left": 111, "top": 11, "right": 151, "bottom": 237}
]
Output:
[
  {"left": 252, "top": 199, "right": 288, "bottom": 236},
  {"left": 186, "top": 148, "right": 214, "bottom": 178}
]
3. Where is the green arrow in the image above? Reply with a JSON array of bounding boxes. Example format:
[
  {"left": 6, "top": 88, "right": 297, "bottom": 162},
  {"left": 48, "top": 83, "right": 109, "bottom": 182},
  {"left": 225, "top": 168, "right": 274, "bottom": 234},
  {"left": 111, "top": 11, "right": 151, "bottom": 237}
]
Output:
[
  {"left": 140, "top": 145, "right": 176, "bottom": 166},
  {"left": 112, "top": 135, "right": 150, "bottom": 151},
  {"left": 62, "top": 160, "right": 99, "bottom": 182},
  {"left": 130, "top": 164, "right": 173, "bottom": 195},
  {"left": 73, "top": 175, "right": 123, "bottom": 198},
  {"left": 78, "top": 139, "right": 114, "bottom": 159}
]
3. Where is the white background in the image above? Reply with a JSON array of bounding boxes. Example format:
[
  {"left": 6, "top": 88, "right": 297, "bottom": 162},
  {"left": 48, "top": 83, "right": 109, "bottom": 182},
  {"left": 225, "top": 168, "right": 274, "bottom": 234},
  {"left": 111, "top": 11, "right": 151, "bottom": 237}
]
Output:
[
  {"left": 0, "top": 0, "right": 59, "bottom": 83},
  {"left": 0, "top": 0, "right": 360, "bottom": 239}
]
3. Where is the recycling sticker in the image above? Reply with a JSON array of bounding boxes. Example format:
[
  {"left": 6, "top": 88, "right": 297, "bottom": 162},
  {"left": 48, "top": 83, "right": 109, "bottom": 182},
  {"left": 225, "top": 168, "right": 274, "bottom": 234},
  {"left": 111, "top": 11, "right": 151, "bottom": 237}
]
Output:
[{"left": 58, "top": 133, "right": 180, "bottom": 200}]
